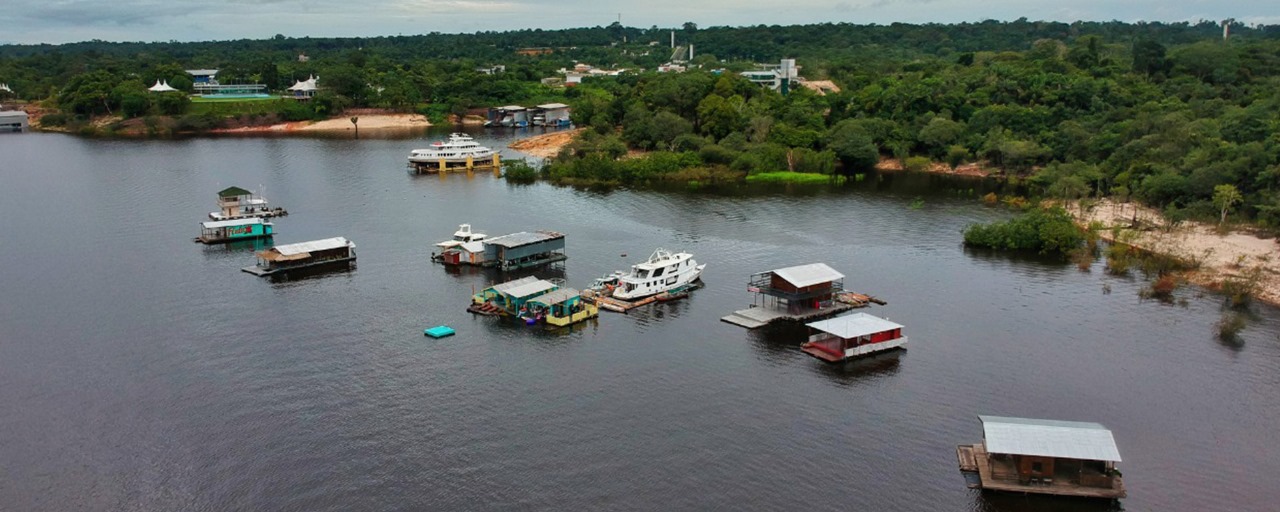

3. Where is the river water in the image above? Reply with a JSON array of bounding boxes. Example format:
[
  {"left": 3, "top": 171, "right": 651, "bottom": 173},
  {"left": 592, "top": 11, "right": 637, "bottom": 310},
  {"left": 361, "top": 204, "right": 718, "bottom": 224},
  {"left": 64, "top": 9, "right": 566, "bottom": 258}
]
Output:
[{"left": 2, "top": 129, "right": 1278, "bottom": 511}]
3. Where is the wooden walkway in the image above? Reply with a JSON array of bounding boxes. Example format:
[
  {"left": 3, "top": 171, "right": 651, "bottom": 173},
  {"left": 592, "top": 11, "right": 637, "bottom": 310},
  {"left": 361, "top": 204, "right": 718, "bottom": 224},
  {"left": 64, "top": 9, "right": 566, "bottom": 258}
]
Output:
[{"left": 957, "top": 444, "right": 1126, "bottom": 499}]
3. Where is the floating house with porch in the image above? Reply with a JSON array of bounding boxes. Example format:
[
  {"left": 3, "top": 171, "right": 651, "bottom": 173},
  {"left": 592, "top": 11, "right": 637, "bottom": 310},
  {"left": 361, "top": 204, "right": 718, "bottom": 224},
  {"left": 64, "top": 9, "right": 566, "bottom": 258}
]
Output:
[
  {"left": 483, "top": 231, "right": 567, "bottom": 270},
  {"left": 471, "top": 276, "right": 559, "bottom": 314},
  {"left": 196, "top": 217, "right": 274, "bottom": 244},
  {"left": 801, "top": 313, "right": 906, "bottom": 362},
  {"left": 721, "top": 263, "right": 861, "bottom": 329},
  {"left": 957, "top": 416, "right": 1126, "bottom": 500},
  {"left": 242, "top": 237, "right": 356, "bottom": 277},
  {"left": 211, "top": 186, "right": 287, "bottom": 220},
  {"left": 523, "top": 287, "right": 599, "bottom": 327}
]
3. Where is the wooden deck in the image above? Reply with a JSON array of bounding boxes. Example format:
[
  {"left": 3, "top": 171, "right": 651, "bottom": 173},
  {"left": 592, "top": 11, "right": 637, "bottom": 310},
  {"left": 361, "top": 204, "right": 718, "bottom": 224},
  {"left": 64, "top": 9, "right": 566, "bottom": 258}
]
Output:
[
  {"left": 720, "top": 302, "right": 855, "bottom": 329},
  {"left": 957, "top": 444, "right": 1126, "bottom": 499},
  {"left": 582, "top": 282, "right": 700, "bottom": 313}
]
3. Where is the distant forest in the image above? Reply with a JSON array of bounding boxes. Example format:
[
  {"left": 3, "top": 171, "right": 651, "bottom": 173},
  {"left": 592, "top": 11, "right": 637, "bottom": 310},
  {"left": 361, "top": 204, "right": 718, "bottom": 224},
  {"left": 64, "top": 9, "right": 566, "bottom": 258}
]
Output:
[{"left": 4, "top": 19, "right": 1280, "bottom": 225}]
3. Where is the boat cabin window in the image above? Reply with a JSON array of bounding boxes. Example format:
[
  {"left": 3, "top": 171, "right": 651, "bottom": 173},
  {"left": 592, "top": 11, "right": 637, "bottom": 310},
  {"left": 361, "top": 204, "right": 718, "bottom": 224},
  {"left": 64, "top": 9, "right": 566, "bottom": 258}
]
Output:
[{"left": 653, "top": 267, "right": 665, "bottom": 278}]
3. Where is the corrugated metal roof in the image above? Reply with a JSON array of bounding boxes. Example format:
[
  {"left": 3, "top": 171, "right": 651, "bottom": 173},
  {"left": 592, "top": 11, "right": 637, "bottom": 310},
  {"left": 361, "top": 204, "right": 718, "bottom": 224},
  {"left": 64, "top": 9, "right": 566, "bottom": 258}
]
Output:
[
  {"left": 271, "top": 237, "right": 352, "bottom": 256},
  {"left": 529, "top": 288, "right": 579, "bottom": 305},
  {"left": 807, "top": 313, "right": 902, "bottom": 339},
  {"left": 488, "top": 276, "right": 539, "bottom": 294},
  {"left": 772, "top": 263, "right": 844, "bottom": 288},
  {"left": 484, "top": 231, "right": 563, "bottom": 248},
  {"left": 499, "top": 105, "right": 526, "bottom": 110},
  {"left": 537, "top": 103, "right": 569, "bottom": 109},
  {"left": 503, "top": 279, "right": 558, "bottom": 299},
  {"left": 980, "top": 416, "right": 1122, "bottom": 462},
  {"left": 202, "top": 217, "right": 265, "bottom": 229}
]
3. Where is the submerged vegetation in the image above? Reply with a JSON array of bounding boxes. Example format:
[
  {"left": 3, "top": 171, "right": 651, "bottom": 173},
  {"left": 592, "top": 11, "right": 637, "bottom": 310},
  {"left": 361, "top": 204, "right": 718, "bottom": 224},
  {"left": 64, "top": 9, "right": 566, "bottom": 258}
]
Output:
[{"left": 962, "top": 207, "right": 1084, "bottom": 255}]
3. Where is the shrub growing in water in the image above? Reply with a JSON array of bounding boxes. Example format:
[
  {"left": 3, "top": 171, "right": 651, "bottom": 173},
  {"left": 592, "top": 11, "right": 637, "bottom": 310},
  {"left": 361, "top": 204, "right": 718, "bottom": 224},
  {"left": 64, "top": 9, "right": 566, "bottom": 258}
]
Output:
[{"left": 963, "top": 206, "right": 1084, "bottom": 255}]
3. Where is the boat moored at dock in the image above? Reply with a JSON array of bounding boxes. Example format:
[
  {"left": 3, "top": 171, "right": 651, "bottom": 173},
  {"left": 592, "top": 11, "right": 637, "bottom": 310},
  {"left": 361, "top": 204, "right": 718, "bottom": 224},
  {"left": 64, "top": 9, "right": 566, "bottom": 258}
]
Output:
[
  {"left": 242, "top": 237, "right": 356, "bottom": 277},
  {"left": 196, "top": 217, "right": 275, "bottom": 244},
  {"left": 610, "top": 248, "right": 705, "bottom": 300},
  {"left": 436, "top": 228, "right": 567, "bottom": 271},
  {"left": 408, "top": 133, "right": 501, "bottom": 173}
]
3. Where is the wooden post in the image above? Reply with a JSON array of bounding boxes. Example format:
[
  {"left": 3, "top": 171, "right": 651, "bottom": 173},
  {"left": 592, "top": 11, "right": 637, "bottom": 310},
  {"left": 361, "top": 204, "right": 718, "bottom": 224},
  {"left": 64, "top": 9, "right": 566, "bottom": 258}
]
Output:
[
  {"left": 466, "top": 155, "right": 474, "bottom": 171},
  {"left": 493, "top": 153, "right": 501, "bottom": 176},
  {"left": 439, "top": 159, "right": 446, "bottom": 173}
]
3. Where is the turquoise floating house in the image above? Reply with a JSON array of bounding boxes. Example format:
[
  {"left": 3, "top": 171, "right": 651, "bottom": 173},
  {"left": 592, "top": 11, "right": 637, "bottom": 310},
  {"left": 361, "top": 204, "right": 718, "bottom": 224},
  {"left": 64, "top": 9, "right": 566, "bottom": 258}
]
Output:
[
  {"left": 473, "top": 276, "right": 559, "bottom": 315},
  {"left": 197, "top": 217, "right": 275, "bottom": 244},
  {"left": 523, "top": 287, "right": 599, "bottom": 327}
]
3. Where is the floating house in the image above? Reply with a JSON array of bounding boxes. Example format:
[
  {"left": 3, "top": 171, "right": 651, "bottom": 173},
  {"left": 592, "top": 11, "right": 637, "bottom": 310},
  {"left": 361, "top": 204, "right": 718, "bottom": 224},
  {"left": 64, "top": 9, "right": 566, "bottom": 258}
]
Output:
[
  {"left": 242, "top": 237, "right": 356, "bottom": 276},
  {"left": 721, "top": 263, "right": 858, "bottom": 329},
  {"left": 532, "top": 103, "right": 571, "bottom": 127},
  {"left": 472, "top": 276, "right": 559, "bottom": 314},
  {"left": 483, "top": 231, "right": 567, "bottom": 271},
  {"left": 497, "top": 106, "right": 528, "bottom": 127},
  {"left": 801, "top": 313, "right": 906, "bottom": 362},
  {"left": 0, "top": 109, "right": 27, "bottom": 133},
  {"left": 197, "top": 217, "right": 274, "bottom": 244},
  {"left": 957, "top": 416, "right": 1126, "bottom": 500},
  {"left": 211, "top": 186, "right": 287, "bottom": 220},
  {"left": 524, "top": 287, "right": 598, "bottom": 327}
]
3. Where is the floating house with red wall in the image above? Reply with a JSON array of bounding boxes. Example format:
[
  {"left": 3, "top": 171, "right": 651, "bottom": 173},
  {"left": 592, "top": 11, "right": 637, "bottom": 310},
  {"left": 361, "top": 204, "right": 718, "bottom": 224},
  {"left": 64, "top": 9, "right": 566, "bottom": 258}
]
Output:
[{"left": 801, "top": 313, "right": 906, "bottom": 362}]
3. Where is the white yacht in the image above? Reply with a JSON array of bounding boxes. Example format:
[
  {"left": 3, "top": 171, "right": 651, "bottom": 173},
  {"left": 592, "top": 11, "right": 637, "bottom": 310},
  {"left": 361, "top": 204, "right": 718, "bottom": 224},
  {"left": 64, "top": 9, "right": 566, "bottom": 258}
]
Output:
[
  {"left": 408, "top": 134, "right": 497, "bottom": 163},
  {"left": 613, "top": 248, "right": 705, "bottom": 300},
  {"left": 434, "top": 224, "right": 486, "bottom": 250}
]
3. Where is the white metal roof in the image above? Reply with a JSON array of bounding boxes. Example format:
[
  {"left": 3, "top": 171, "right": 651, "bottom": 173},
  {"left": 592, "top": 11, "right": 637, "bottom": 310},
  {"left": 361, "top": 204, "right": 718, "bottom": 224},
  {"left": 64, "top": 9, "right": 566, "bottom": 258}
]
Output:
[
  {"left": 484, "top": 231, "right": 563, "bottom": 248},
  {"left": 503, "top": 279, "right": 558, "bottom": 299},
  {"left": 772, "top": 263, "right": 844, "bottom": 288},
  {"left": 537, "top": 103, "right": 569, "bottom": 109},
  {"left": 499, "top": 105, "right": 526, "bottom": 111},
  {"left": 460, "top": 241, "right": 486, "bottom": 253},
  {"left": 186, "top": 69, "right": 219, "bottom": 76},
  {"left": 807, "top": 313, "right": 902, "bottom": 339},
  {"left": 980, "top": 416, "right": 1122, "bottom": 462},
  {"left": 271, "top": 237, "right": 352, "bottom": 256},
  {"left": 202, "top": 217, "right": 265, "bottom": 229},
  {"left": 489, "top": 276, "right": 539, "bottom": 294}
]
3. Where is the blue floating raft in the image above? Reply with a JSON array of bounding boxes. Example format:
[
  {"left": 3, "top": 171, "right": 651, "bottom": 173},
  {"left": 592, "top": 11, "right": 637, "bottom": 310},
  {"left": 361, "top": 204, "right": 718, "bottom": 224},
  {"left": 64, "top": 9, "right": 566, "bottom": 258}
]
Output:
[{"left": 424, "top": 325, "right": 456, "bottom": 338}]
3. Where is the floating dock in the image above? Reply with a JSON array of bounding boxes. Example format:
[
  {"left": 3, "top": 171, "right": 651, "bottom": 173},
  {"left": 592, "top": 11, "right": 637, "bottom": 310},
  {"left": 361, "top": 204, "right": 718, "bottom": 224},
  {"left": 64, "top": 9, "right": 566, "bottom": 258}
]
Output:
[
  {"left": 409, "top": 153, "right": 501, "bottom": 174},
  {"left": 582, "top": 282, "right": 701, "bottom": 313}
]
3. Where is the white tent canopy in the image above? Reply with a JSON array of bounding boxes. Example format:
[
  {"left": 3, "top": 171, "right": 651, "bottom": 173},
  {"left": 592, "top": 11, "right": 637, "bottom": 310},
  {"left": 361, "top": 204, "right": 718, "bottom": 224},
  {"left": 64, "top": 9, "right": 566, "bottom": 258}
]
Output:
[
  {"left": 148, "top": 80, "right": 178, "bottom": 92},
  {"left": 288, "top": 75, "right": 319, "bottom": 92}
]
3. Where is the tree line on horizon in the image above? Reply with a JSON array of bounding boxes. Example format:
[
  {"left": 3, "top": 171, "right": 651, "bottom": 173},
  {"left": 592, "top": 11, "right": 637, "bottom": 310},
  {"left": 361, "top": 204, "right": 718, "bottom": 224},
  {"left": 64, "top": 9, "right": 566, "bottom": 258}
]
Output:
[{"left": 3, "top": 20, "right": 1280, "bottom": 226}]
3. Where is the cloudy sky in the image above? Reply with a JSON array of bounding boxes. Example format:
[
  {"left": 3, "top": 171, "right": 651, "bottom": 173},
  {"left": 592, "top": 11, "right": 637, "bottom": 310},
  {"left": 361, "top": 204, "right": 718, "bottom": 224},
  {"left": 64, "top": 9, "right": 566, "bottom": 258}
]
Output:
[{"left": 2, "top": 0, "right": 1276, "bottom": 45}]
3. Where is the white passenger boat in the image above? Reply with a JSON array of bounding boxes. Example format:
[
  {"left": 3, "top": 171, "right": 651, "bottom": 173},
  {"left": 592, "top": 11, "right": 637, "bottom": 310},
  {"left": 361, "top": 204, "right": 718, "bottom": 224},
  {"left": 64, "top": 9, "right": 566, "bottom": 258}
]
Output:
[
  {"left": 434, "top": 223, "right": 487, "bottom": 250},
  {"left": 611, "top": 248, "right": 705, "bottom": 300},
  {"left": 408, "top": 133, "right": 496, "bottom": 163}
]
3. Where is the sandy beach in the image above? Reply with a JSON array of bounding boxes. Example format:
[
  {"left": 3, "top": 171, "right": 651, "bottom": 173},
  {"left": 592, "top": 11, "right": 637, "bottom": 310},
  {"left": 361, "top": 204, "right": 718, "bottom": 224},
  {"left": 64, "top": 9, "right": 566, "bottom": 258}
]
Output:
[
  {"left": 508, "top": 128, "right": 582, "bottom": 158},
  {"left": 1066, "top": 199, "right": 1280, "bottom": 305},
  {"left": 213, "top": 113, "right": 431, "bottom": 133}
]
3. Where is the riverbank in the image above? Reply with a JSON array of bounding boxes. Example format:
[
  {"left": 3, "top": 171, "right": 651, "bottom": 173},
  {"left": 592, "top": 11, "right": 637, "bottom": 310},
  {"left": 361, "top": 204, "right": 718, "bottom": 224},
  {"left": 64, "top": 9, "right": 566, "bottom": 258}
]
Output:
[
  {"left": 1064, "top": 199, "right": 1280, "bottom": 305},
  {"left": 212, "top": 113, "right": 430, "bottom": 134},
  {"left": 508, "top": 128, "right": 582, "bottom": 158}
]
